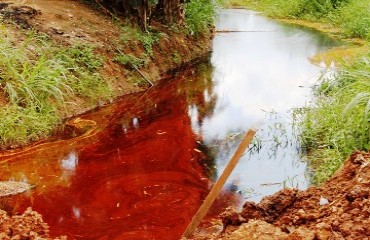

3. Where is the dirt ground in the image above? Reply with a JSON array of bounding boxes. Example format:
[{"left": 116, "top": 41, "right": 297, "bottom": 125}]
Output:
[
  {"left": 190, "top": 151, "right": 370, "bottom": 240},
  {"left": 0, "top": 208, "right": 66, "bottom": 240}
]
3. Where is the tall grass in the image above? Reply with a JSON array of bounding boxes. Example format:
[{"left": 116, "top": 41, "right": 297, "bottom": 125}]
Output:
[
  {"left": 336, "top": 0, "right": 370, "bottom": 40},
  {"left": 0, "top": 104, "right": 60, "bottom": 148},
  {"left": 225, "top": 0, "right": 370, "bottom": 183},
  {"left": 299, "top": 54, "right": 370, "bottom": 183},
  {"left": 185, "top": 0, "right": 218, "bottom": 35},
  {"left": 0, "top": 30, "right": 72, "bottom": 106},
  {"left": 0, "top": 24, "right": 112, "bottom": 146},
  {"left": 227, "top": 0, "right": 370, "bottom": 40}
]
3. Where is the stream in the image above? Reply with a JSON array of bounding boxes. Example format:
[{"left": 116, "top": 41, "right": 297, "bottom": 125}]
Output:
[{"left": 0, "top": 9, "right": 340, "bottom": 240}]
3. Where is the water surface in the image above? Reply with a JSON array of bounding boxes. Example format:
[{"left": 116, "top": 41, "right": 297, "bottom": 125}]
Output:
[
  {"left": 203, "top": 9, "right": 339, "bottom": 202},
  {"left": 0, "top": 9, "right": 339, "bottom": 239}
]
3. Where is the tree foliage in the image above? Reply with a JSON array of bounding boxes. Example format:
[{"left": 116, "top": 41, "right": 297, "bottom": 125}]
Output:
[{"left": 95, "top": 0, "right": 186, "bottom": 31}]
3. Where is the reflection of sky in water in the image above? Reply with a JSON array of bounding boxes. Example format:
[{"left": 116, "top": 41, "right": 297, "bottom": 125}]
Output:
[{"left": 192, "top": 9, "right": 338, "bottom": 202}]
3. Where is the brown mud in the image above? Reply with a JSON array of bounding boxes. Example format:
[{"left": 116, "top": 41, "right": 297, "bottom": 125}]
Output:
[{"left": 191, "top": 151, "right": 370, "bottom": 239}]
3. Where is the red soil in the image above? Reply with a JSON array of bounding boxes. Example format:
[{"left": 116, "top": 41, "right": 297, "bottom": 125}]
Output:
[{"left": 190, "top": 151, "right": 370, "bottom": 239}]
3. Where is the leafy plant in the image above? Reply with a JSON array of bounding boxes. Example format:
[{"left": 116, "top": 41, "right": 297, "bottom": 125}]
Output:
[
  {"left": 298, "top": 54, "right": 370, "bottom": 184},
  {"left": 118, "top": 24, "right": 161, "bottom": 55},
  {"left": 56, "top": 44, "right": 103, "bottom": 72},
  {"left": 185, "top": 0, "right": 217, "bottom": 35},
  {"left": 0, "top": 104, "right": 59, "bottom": 147},
  {"left": 0, "top": 23, "right": 112, "bottom": 146},
  {"left": 114, "top": 53, "right": 149, "bottom": 68},
  {"left": 337, "top": 0, "right": 370, "bottom": 40}
]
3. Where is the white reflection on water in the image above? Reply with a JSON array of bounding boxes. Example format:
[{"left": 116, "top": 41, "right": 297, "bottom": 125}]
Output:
[
  {"left": 61, "top": 152, "right": 78, "bottom": 171},
  {"left": 195, "top": 9, "right": 339, "bottom": 202}
]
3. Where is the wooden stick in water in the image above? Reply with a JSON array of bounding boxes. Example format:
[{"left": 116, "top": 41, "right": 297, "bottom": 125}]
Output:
[{"left": 181, "top": 128, "right": 257, "bottom": 239}]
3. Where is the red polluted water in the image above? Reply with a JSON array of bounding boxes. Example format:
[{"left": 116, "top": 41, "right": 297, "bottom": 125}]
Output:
[{"left": 0, "top": 65, "right": 235, "bottom": 239}]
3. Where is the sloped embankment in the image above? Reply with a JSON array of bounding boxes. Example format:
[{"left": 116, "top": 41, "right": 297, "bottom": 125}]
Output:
[
  {"left": 0, "top": 0, "right": 212, "bottom": 149},
  {"left": 193, "top": 151, "right": 370, "bottom": 239}
]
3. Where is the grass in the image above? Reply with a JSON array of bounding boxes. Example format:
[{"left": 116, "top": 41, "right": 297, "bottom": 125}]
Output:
[
  {"left": 223, "top": 0, "right": 370, "bottom": 183},
  {"left": 227, "top": 0, "right": 370, "bottom": 40},
  {"left": 297, "top": 53, "right": 370, "bottom": 183},
  {"left": 114, "top": 53, "right": 149, "bottom": 68},
  {"left": 185, "top": 0, "right": 218, "bottom": 35},
  {"left": 118, "top": 24, "right": 162, "bottom": 55},
  {"left": 0, "top": 104, "right": 60, "bottom": 148},
  {"left": 0, "top": 24, "right": 112, "bottom": 147},
  {"left": 114, "top": 23, "right": 164, "bottom": 69}
]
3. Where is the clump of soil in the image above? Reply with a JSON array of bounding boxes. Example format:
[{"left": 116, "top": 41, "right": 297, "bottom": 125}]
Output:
[
  {"left": 192, "top": 151, "right": 370, "bottom": 239},
  {"left": 0, "top": 181, "right": 33, "bottom": 197},
  {"left": 0, "top": 208, "right": 65, "bottom": 240},
  {"left": 0, "top": 3, "right": 40, "bottom": 29}
]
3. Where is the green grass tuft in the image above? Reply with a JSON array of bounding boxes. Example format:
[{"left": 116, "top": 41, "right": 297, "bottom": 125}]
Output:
[
  {"left": 0, "top": 24, "right": 112, "bottom": 146},
  {"left": 298, "top": 54, "right": 370, "bottom": 183},
  {"left": 185, "top": 0, "right": 218, "bottom": 35}
]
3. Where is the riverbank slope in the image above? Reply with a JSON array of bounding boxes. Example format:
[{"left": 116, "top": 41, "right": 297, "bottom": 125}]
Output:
[
  {"left": 0, "top": 0, "right": 213, "bottom": 149},
  {"left": 191, "top": 151, "right": 370, "bottom": 239}
]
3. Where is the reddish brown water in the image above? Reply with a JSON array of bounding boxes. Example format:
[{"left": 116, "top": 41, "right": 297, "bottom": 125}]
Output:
[
  {"left": 0, "top": 65, "right": 234, "bottom": 239},
  {"left": 0, "top": 9, "right": 342, "bottom": 240}
]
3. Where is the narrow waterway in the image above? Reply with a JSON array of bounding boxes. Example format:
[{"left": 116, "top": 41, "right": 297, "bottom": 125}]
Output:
[
  {"left": 0, "top": 9, "right": 339, "bottom": 240},
  {"left": 204, "top": 9, "right": 340, "bottom": 202}
]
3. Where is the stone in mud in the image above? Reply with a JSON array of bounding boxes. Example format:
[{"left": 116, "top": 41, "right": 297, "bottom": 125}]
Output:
[
  {"left": 0, "top": 3, "right": 40, "bottom": 29},
  {"left": 0, "top": 181, "right": 33, "bottom": 197}
]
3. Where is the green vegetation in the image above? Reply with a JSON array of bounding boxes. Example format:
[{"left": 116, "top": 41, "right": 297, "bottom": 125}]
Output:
[
  {"left": 114, "top": 53, "right": 149, "bottom": 68},
  {"left": 228, "top": 0, "right": 370, "bottom": 40},
  {"left": 114, "top": 24, "right": 164, "bottom": 68},
  {"left": 185, "top": 0, "right": 218, "bottom": 35},
  {"left": 225, "top": 0, "right": 370, "bottom": 183},
  {"left": 0, "top": 25, "right": 112, "bottom": 147},
  {"left": 118, "top": 25, "right": 162, "bottom": 56},
  {"left": 298, "top": 54, "right": 370, "bottom": 183}
]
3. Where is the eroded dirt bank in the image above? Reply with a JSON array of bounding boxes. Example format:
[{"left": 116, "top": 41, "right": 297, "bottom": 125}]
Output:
[
  {"left": 191, "top": 151, "right": 370, "bottom": 239},
  {"left": 0, "top": 0, "right": 212, "bottom": 149}
]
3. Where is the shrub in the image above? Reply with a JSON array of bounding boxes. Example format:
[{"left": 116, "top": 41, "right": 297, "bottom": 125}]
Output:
[
  {"left": 185, "top": 0, "right": 217, "bottom": 35},
  {"left": 300, "top": 54, "right": 370, "bottom": 183}
]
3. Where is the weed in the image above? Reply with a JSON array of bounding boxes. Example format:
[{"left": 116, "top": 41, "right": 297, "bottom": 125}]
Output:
[
  {"left": 185, "top": 0, "right": 217, "bottom": 35},
  {"left": 114, "top": 53, "right": 149, "bottom": 68},
  {"left": 0, "top": 104, "right": 59, "bottom": 147},
  {"left": 171, "top": 51, "right": 182, "bottom": 64},
  {"left": 298, "top": 53, "right": 370, "bottom": 184},
  {"left": 229, "top": 0, "right": 370, "bottom": 40},
  {"left": 140, "top": 32, "right": 160, "bottom": 56},
  {"left": 0, "top": 23, "right": 112, "bottom": 146},
  {"left": 118, "top": 24, "right": 161, "bottom": 56},
  {"left": 337, "top": 0, "right": 370, "bottom": 40},
  {"left": 56, "top": 44, "right": 103, "bottom": 72}
]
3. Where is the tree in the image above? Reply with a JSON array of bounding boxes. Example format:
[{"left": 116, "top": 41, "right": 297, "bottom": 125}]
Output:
[{"left": 95, "top": 0, "right": 185, "bottom": 31}]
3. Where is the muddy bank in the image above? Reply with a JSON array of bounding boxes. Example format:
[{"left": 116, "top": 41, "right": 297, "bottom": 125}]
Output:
[
  {"left": 0, "top": 1, "right": 212, "bottom": 86},
  {"left": 0, "top": 208, "right": 65, "bottom": 240},
  {"left": 191, "top": 151, "right": 370, "bottom": 239},
  {"left": 0, "top": 0, "right": 212, "bottom": 149}
]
